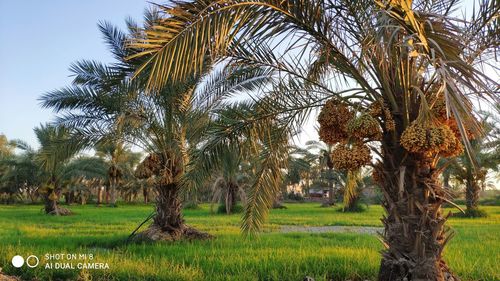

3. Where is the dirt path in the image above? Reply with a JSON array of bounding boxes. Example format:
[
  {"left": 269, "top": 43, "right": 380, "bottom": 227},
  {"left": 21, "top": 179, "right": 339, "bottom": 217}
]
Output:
[{"left": 280, "top": 225, "right": 383, "bottom": 235}]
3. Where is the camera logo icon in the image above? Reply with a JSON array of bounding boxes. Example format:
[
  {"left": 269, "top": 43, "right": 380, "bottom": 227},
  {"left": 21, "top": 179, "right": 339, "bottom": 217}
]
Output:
[
  {"left": 11, "top": 255, "right": 39, "bottom": 268},
  {"left": 11, "top": 255, "right": 24, "bottom": 268}
]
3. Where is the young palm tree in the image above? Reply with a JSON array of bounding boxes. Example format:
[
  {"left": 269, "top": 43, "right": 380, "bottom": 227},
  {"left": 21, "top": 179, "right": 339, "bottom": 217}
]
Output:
[
  {"left": 446, "top": 113, "right": 500, "bottom": 216},
  {"left": 304, "top": 140, "right": 343, "bottom": 206},
  {"left": 95, "top": 141, "right": 141, "bottom": 206},
  {"left": 209, "top": 143, "right": 249, "bottom": 214},
  {"left": 40, "top": 16, "right": 245, "bottom": 240},
  {"left": 33, "top": 124, "right": 82, "bottom": 214},
  {"left": 59, "top": 156, "right": 109, "bottom": 205},
  {"left": 127, "top": 1, "right": 498, "bottom": 279},
  {"left": 0, "top": 140, "right": 41, "bottom": 203}
]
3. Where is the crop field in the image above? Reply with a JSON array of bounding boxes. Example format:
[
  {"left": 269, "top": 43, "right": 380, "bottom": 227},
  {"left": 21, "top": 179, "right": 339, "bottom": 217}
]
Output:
[{"left": 0, "top": 203, "right": 498, "bottom": 281}]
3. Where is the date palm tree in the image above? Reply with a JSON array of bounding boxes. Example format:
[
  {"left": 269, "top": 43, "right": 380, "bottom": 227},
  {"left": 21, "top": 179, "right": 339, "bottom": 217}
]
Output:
[
  {"left": 127, "top": 0, "right": 498, "bottom": 279},
  {"left": 0, "top": 140, "right": 41, "bottom": 203},
  {"left": 304, "top": 140, "right": 343, "bottom": 206},
  {"left": 34, "top": 124, "right": 82, "bottom": 215},
  {"left": 60, "top": 156, "right": 108, "bottom": 205},
  {"left": 446, "top": 111, "right": 500, "bottom": 216},
  {"left": 209, "top": 143, "right": 249, "bottom": 214},
  {"left": 40, "top": 15, "right": 264, "bottom": 240},
  {"left": 95, "top": 141, "right": 141, "bottom": 206}
]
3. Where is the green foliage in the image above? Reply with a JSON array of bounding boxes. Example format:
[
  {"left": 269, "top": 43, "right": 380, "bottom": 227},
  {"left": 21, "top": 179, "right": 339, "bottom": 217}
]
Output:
[
  {"left": 217, "top": 204, "right": 244, "bottom": 214},
  {"left": 285, "top": 192, "right": 305, "bottom": 202},
  {"left": 338, "top": 202, "right": 368, "bottom": 213},
  {"left": 454, "top": 208, "right": 488, "bottom": 218},
  {"left": 481, "top": 195, "right": 500, "bottom": 206},
  {"left": 183, "top": 201, "right": 201, "bottom": 210}
]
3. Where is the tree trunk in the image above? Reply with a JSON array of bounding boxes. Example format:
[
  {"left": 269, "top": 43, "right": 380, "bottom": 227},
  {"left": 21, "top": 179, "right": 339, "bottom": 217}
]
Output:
[
  {"left": 378, "top": 131, "right": 457, "bottom": 280},
  {"left": 322, "top": 168, "right": 335, "bottom": 207},
  {"left": 154, "top": 183, "right": 183, "bottom": 234},
  {"left": 133, "top": 180, "right": 211, "bottom": 242},
  {"left": 105, "top": 185, "right": 110, "bottom": 205},
  {"left": 109, "top": 182, "right": 117, "bottom": 206},
  {"left": 44, "top": 193, "right": 59, "bottom": 214},
  {"left": 96, "top": 186, "right": 103, "bottom": 206},
  {"left": 328, "top": 184, "right": 335, "bottom": 205},
  {"left": 108, "top": 166, "right": 119, "bottom": 207},
  {"left": 44, "top": 185, "right": 71, "bottom": 216},
  {"left": 143, "top": 185, "right": 149, "bottom": 204},
  {"left": 443, "top": 172, "right": 450, "bottom": 189},
  {"left": 226, "top": 183, "right": 237, "bottom": 214},
  {"left": 344, "top": 193, "right": 360, "bottom": 211},
  {"left": 465, "top": 177, "right": 480, "bottom": 212}
]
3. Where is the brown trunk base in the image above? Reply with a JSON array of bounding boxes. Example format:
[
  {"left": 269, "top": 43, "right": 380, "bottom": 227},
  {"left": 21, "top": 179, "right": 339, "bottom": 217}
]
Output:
[
  {"left": 379, "top": 256, "right": 459, "bottom": 281},
  {"left": 132, "top": 224, "right": 212, "bottom": 242},
  {"left": 320, "top": 201, "right": 335, "bottom": 207},
  {"left": 272, "top": 201, "right": 287, "bottom": 209},
  {"left": 47, "top": 206, "right": 72, "bottom": 216}
]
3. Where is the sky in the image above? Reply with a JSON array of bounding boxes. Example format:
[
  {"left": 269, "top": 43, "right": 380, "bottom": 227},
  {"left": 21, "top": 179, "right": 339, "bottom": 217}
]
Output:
[
  {"left": 0, "top": 1, "right": 487, "bottom": 150},
  {"left": 0, "top": 0, "right": 150, "bottom": 148}
]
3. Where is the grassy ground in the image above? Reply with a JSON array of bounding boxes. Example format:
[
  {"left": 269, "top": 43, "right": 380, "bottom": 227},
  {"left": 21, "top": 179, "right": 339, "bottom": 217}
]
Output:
[{"left": 0, "top": 203, "right": 498, "bottom": 280}]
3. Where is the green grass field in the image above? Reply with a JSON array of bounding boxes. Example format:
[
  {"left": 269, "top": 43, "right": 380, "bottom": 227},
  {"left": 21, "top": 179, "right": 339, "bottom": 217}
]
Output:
[{"left": 0, "top": 203, "right": 498, "bottom": 280}]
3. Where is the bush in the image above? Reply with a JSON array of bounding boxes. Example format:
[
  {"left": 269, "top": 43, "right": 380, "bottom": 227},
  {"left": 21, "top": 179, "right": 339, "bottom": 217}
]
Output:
[
  {"left": 338, "top": 202, "right": 368, "bottom": 213},
  {"left": 454, "top": 208, "right": 488, "bottom": 218},
  {"left": 285, "top": 192, "right": 305, "bottom": 202},
  {"left": 183, "top": 201, "right": 201, "bottom": 210},
  {"left": 217, "top": 204, "right": 244, "bottom": 214},
  {"left": 481, "top": 195, "right": 500, "bottom": 206}
]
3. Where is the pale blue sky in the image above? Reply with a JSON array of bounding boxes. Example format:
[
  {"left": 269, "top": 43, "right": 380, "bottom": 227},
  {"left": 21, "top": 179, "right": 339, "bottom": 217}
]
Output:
[
  {"left": 0, "top": 0, "right": 150, "bottom": 148},
  {"left": 0, "top": 1, "right": 485, "bottom": 149}
]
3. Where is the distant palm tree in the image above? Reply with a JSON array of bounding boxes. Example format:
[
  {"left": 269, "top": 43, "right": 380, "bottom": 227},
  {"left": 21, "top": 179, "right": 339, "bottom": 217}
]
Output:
[
  {"left": 60, "top": 156, "right": 108, "bottom": 205},
  {"left": 95, "top": 141, "right": 141, "bottom": 206},
  {"left": 209, "top": 143, "right": 249, "bottom": 214},
  {"left": 127, "top": 1, "right": 498, "bottom": 279},
  {"left": 305, "top": 140, "right": 343, "bottom": 206},
  {"left": 0, "top": 140, "right": 40, "bottom": 203},
  {"left": 33, "top": 124, "right": 84, "bottom": 215},
  {"left": 446, "top": 112, "right": 500, "bottom": 216}
]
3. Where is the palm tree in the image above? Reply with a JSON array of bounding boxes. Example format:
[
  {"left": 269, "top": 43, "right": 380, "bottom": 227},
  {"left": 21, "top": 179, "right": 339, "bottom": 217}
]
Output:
[
  {"left": 0, "top": 140, "right": 41, "bottom": 203},
  {"left": 95, "top": 141, "right": 141, "bottom": 206},
  {"left": 446, "top": 112, "right": 500, "bottom": 216},
  {"left": 127, "top": 1, "right": 498, "bottom": 279},
  {"left": 60, "top": 156, "right": 109, "bottom": 205},
  {"left": 40, "top": 17, "right": 221, "bottom": 240},
  {"left": 33, "top": 124, "right": 82, "bottom": 215},
  {"left": 304, "top": 140, "right": 343, "bottom": 206},
  {"left": 209, "top": 143, "right": 249, "bottom": 214}
]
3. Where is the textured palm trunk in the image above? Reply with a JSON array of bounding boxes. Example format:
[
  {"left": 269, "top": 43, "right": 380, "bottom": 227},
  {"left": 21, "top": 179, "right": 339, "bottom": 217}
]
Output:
[
  {"left": 328, "top": 184, "right": 335, "bottom": 205},
  {"left": 344, "top": 193, "right": 360, "bottom": 211},
  {"left": 143, "top": 185, "right": 149, "bottom": 204},
  {"left": 225, "top": 182, "right": 238, "bottom": 214},
  {"left": 44, "top": 193, "right": 59, "bottom": 214},
  {"left": 465, "top": 176, "right": 480, "bottom": 212},
  {"left": 44, "top": 176, "right": 59, "bottom": 214},
  {"left": 96, "top": 186, "right": 103, "bottom": 206},
  {"left": 378, "top": 127, "right": 457, "bottom": 280},
  {"left": 108, "top": 165, "right": 119, "bottom": 207},
  {"left": 153, "top": 182, "right": 184, "bottom": 237}
]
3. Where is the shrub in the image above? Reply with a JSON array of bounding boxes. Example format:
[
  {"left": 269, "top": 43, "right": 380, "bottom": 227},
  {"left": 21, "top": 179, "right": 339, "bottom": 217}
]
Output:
[
  {"left": 338, "top": 202, "right": 368, "bottom": 213},
  {"left": 183, "top": 201, "right": 201, "bottom": 210},
  {"left": 217, "top": 204, "right": 244, "bottom": 214},
  {"left": 285, "top": 192, "right": 305, "bottom": 202},
  {"left": 454, "top": 208, "right": 488, "bottom": 218}
]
